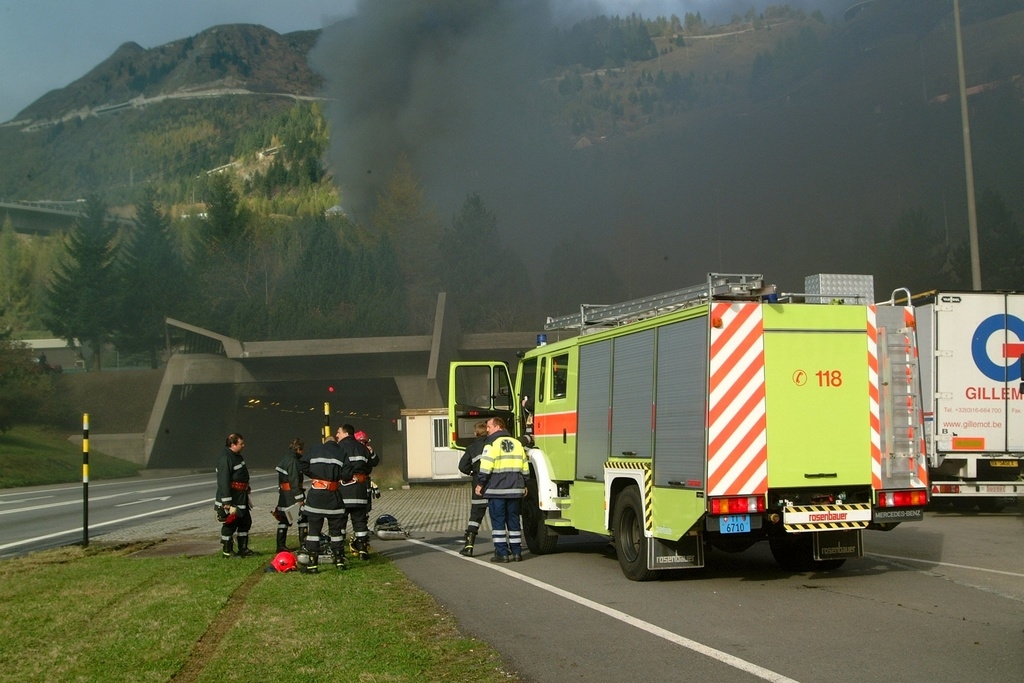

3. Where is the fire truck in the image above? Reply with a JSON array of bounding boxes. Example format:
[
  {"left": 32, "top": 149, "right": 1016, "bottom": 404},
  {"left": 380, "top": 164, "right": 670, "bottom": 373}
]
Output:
[
  {"left": 915, "top": 291, "right": 1024, "bottom": 511},
  {"left": 449, "top": 274, "right": 930, "bottom": 580}
]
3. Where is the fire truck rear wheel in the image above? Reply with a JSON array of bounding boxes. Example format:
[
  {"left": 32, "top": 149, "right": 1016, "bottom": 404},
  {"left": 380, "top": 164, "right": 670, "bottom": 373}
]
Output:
[{"left": 612, "top": 486, "right": 656, "bottom": 582}]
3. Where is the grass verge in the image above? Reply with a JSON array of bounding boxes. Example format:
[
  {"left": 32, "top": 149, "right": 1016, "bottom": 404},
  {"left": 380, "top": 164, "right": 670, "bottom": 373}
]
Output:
[
  {"left": 0, "top": 536, "right": 519, "bottom": 682},
  {"left": 0, "top": 424, "right": 140, "bottom": 488}
]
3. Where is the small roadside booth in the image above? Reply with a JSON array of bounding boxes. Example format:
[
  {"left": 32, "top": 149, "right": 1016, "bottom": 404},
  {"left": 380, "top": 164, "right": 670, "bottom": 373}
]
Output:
[
  {"left": 400, "top": 408, "right": 467, "bottom": 483},
  {"left": 24, "top": 338, "right": 82, "bottom": 371}
]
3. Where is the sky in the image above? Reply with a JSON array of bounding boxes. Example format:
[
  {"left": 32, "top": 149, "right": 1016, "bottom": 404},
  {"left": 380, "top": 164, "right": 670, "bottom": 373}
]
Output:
[{"left": 0, "top": 0, "right": 844, "bottom": 124}]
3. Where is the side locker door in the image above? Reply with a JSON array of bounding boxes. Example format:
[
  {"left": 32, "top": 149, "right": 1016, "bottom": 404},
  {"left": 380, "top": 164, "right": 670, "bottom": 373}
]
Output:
[{"left": 448, "top": 362, "right": 515, "bottom": 449}]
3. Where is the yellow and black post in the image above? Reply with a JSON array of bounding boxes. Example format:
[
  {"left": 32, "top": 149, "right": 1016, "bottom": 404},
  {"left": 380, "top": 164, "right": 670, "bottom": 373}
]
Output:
[
  {"left": 82, "top": 413, "right": 89, "bottom": 547},
  {"left": 322, "top": 402, "right": 331, "bottom": 442}
]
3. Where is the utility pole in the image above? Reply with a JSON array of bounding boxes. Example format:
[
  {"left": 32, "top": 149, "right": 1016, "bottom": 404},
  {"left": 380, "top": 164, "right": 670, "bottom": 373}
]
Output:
[{"left": 954, "top": 0, "right": 982, "bottom": 289}]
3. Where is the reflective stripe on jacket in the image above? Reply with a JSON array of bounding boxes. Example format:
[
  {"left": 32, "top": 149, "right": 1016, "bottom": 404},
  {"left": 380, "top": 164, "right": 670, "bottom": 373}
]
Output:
[{"left": 476, "top": 430, "right": 529, "bottom": 498}]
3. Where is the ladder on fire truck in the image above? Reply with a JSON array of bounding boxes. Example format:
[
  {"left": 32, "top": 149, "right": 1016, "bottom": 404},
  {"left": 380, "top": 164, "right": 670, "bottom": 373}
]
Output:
[
  {"left": 544, "top": 273, "right": 773, "bottom": 334},
  {"left": 878, "top": 315, "right": 925, "bottom": 483}
]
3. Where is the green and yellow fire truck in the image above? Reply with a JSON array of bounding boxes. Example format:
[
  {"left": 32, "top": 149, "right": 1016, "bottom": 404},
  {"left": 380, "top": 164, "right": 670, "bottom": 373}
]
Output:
[{"left": 449, "top": 274, "right": 929, "bottom": 580}]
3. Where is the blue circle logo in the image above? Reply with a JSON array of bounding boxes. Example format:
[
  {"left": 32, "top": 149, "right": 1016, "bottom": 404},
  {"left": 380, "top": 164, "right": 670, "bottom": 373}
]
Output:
[{"left": 971, "top": 314, "right": 1024, "bottom": 382}]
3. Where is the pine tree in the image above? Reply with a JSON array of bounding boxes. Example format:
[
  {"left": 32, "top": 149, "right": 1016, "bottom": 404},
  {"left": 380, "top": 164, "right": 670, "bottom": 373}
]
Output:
[
  {"left": 269, "top": 215, "right": 350, "bottom": 339},
  {"left": 43, "top": 195, "right": 119, "bottom": 370},
  {"left": 114, "top": 187, "right": 186, "bottom": 367},
  {"left": 370, "top": 156, "right": 443, "bottom": 333},
  {"left": 0, "top": 218, "right": 31, "bottom": 330},
  {"left": 441, "top": 192, "right": 534, "bottom": 332}
]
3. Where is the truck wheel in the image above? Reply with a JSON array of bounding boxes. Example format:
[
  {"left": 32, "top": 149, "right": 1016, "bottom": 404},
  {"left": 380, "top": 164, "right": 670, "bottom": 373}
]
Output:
[
  {"left": 612, "top": 486, "right": 657, "bottom": 581},
  {"left": 768, "top": 534, "right": 845, "bottom": 572},
  {"left": 522, "top": 488, "right": 557, "bottom": 555},
  {"left": 977, "top": 499, "right": 1006, "bottom": 513},
  {"left": 951, "top": 499, "right": 976, "bottom": 512}
]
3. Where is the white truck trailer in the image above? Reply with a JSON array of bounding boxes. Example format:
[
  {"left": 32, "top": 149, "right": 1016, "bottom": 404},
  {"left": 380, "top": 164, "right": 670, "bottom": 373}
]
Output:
[{"left": 916, "top": 291, "right": 1024, "bottom": 511}]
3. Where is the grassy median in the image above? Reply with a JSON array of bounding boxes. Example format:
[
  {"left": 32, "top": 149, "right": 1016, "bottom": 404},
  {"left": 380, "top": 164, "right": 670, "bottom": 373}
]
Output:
[{"left": 0, "top": 536, "right": 518, "bottom": 682}]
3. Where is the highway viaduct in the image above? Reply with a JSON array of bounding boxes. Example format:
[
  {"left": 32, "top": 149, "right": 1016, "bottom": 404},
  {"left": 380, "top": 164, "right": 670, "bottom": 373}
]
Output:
[{"left": 1, "top": 200, "right": 133, "bottom": 234}]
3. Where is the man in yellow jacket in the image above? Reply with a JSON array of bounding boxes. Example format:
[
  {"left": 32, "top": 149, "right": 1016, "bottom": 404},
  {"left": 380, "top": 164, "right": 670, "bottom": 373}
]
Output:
[{"left": 474, "top": 416, "right": 530, "bottom": 563}]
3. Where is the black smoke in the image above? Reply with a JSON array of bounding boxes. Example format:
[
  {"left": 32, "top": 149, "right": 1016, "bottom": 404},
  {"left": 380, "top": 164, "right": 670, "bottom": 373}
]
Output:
[{"left": 309, "top": 0, "right": 1000, "bottom": 299}]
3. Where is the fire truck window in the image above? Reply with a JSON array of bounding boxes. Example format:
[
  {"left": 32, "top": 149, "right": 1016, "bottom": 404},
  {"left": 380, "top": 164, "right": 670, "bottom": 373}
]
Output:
[
  {"left": 552, "top": 353, "right": 569, "bottom": 399},
  {"left": 494, "top": 369, "right": 512, "bottom": 410},
  {"left": 456, "top": 366, "right": 492, "bottom": 408}
]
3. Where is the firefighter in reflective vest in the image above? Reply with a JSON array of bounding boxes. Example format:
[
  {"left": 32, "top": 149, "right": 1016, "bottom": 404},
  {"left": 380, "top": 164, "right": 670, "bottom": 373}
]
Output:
[
  {"left": 475, "top": 416, "right": 530, "bottom": 563},
  {"left": 274, "top": 437, "right": 307, "bottom": 552},
  {"left": 215, "top": 433, "right": 255, "bottom": 558},
  {"left": 337, "top": 424, "right": 378, "bottom": 560},
  {"left": 298, "top": 426, "right": 351, "bottom": 573},
  {"left": 458, "top": 421, "right": 489, "bottom": 556}
]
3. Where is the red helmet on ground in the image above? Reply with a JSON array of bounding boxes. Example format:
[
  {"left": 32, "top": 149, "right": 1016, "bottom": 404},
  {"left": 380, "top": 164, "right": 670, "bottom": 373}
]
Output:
[
  {"left": 354, "top": 431, "right": 369, "bottom": 443},
  {"left": 271, "top": 551, "right": 297, "bottom": 572}
]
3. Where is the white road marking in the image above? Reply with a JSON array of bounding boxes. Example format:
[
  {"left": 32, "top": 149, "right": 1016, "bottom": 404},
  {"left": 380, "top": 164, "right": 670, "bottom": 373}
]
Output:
[
  {"left": 867, "top": 552, "right": 1024, "bottom": 578},
  {"left": 115, "top": 496, "right": 171, "bottom": 507},
  {"left": 0, "top": 495, "right": 54, "bottom": 504},
  {"left": 407, "top": 538, "right": 800, "bottom": 683},
  {"left": 0, "top": 481, "right": 276, "bottom": 516},
  {"left": 0, "top": 498, "right": 211, "bottom": 551}
]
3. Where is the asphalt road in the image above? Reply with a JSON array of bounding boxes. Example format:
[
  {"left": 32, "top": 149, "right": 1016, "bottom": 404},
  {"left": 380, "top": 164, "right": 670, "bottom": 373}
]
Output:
[
  {"left": 380, "top": 509, "right": 1024, "bottom": 683},
  {"left": 0, "top": 471, "right": 277, "bottom": 559}
]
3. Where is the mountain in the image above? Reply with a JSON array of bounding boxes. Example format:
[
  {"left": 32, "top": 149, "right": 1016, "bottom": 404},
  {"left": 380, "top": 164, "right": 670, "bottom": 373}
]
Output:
[
  {"left": 2, "top": 2, "right": 1023, "bottom": 301},
  {"left": 0, "top": 24, "right": 326, "bottom": 206},
  {"left": 14, "top": 24, "right": 321, "bottom": 124}
]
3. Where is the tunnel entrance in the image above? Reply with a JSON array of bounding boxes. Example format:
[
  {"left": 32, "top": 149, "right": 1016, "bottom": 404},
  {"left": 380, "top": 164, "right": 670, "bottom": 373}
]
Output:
[{"left": 149, "top": 377, "right": 405, "bottom": 472}]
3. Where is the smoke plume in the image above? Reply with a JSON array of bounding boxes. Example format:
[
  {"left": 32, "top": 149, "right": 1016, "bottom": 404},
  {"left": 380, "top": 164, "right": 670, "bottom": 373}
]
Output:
[{"left": 309, "top": 0, "right": 966, "bottom": 299}]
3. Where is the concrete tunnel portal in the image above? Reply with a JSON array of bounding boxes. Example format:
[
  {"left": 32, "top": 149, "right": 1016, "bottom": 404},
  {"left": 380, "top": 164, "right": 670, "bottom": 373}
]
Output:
[{"left": 147, "top": 294, "right": 544, "bottom": 473}]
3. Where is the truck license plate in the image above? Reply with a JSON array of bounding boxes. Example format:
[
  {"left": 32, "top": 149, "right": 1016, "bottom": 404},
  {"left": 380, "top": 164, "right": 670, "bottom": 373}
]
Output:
[
  {"left": 721, "top": 515, "right": 750, "bottom": 534},
  {"left": 990, "top": 460, "right": 1018, "bottom": 468}
]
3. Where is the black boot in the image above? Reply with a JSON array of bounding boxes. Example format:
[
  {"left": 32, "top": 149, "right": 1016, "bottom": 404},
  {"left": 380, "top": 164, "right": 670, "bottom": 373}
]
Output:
[
  {"left": 302, "top": 552, "right": 319, "bottom": 574},
  {"left": 298, "top": 525, "right": 308, "bottom": 549},
  {"left": 221, "top": 538, "right": 234, "bottom": 558},
  {"left": 354, "top": 537, "right": 370, "bottom": 560},
  {"left": 235, "top": 535, "right": 256, "bottom": 558},
  {"left": 331, "top": 544, "right": 348, "bottom": 570},
  {"left": 276, "top": 528, "right": 289, "bottom": 553},
  {"left": 460, "top": 531, "right": 477, "bottom": 557}
]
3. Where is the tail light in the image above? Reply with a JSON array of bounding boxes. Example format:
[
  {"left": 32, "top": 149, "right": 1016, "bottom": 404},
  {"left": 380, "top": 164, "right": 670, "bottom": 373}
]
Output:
[
  {"left": 931, "top": 484, "right": 960, "bottom": 494},
  {"left": 709, "top": 496, "right": 765, "bottom": 515},
  {"left": 877, "top": 489, "right": 928, "bottom": 507}
]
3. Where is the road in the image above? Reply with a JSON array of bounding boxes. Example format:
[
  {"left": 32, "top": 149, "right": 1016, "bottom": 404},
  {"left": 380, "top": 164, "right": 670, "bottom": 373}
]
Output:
[
  {"left": 379, "top": 508, "right": 1024, "bottom": 683},
  {"left": 0, "top": 471, "right": 277, "bottom": 559}
]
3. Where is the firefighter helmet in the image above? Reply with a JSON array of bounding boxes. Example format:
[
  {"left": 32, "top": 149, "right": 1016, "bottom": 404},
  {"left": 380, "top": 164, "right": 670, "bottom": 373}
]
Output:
[
  {"left": 271, "top": 551, "right": 297, "bottom": 572},
  {"left": 355, "top": 430, "right": 369, "bottom": 443}
]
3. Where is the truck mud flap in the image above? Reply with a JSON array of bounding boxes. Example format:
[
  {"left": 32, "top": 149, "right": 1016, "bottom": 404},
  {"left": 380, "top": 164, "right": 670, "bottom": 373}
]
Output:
[
  {"left": 812, "top": 529, "right": 862, "bottom": 561},
  {"left": 647, "top": 533, "right": 704, "bottom": 571}
]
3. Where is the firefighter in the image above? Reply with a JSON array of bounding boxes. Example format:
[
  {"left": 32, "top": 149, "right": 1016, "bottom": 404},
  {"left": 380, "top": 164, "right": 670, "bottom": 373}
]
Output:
[
  {"left": 215, "top": 433, "right": 255, "bottom": 558},
  {"left": 457, "top": 421, "right": 489, "bottom": 556},
  {"left": 273, "top": 437, "right": 307, "bottom": 552},
  {"left": 354, "top": 430, "right": 381, "bottom": 511},
  {"left": 475, "top": 416, "right": 530, "bottom": 563},
  {"left": 298, "top": 426, "right": 350, "bottom": 573},
  {"left": 337, "top": 424, "right": 378, "bottom": 560}
]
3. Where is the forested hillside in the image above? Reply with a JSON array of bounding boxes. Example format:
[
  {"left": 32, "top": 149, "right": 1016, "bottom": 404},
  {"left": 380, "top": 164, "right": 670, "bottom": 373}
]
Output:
[{"left": 1, "top": 1, "right": 1023, "bottom": 374}]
